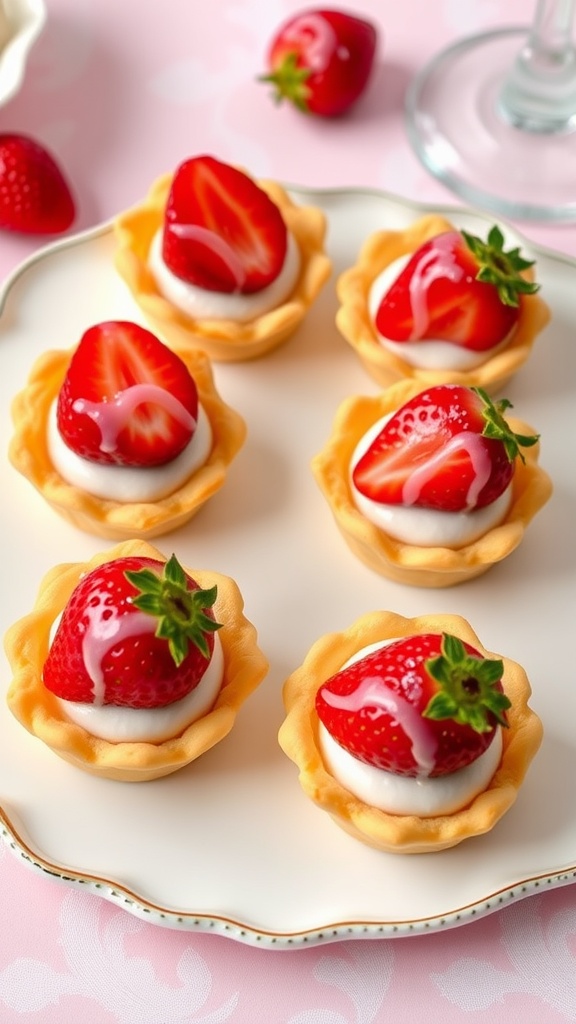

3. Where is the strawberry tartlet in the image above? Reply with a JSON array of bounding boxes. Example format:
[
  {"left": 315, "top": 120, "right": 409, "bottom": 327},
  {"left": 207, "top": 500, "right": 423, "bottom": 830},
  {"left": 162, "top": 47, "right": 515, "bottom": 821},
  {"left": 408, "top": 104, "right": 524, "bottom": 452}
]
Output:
[
  {"left": 4, "top": 540, "right": 269, "bottom": 782},
  {"left": 278, "top": 611, "right": 542, "bottom": 853},
  {"left": 312, "top": 380, "right": 552, "bottom": 587},
  {"left": 9, "top": 320, "right": 246, "bottom": 540},
  {"left": 336, "top": 214, "right": 550, "bottom": 391},
  {"left": 114, "top": 155, "right": 332, "bottom": 362}
]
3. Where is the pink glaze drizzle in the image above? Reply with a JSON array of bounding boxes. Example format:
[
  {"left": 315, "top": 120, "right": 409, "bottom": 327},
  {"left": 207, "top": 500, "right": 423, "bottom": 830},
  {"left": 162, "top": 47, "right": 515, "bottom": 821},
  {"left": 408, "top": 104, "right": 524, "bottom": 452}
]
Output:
[
  {"left": 283, "top": 13, "right": 338, "bottom": 72},
  {"left": 322, "top": 675, "right": 438, "bottom": 776},
  {"left": 81, "top": 600, "right": 156, "bottom": 705},
  {"left": 72, "top": 383, "right": 197, "bottom": 455},
  {"left": 401, "top": 431, "right": 492, "bottom": 510},
  {"left": 407, "top": 233, "right": 464, "bottom": 341},
  {"left": 167, "top": 222, "right": 247, "bottom": 291}
]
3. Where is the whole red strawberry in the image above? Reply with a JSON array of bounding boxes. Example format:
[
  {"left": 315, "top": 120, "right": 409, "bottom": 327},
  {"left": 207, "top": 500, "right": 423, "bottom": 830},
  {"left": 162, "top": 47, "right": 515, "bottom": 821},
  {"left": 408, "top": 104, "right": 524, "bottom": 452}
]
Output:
[
  {"left": 352, "top": 384, "right": 539, "bottom": 513},
  {"left": 375, "top": 225, "right": 539, "bottom": 351},
  {"left": 0, "top": 133, "right": 75, "bottom": 235},
  {"left": 260, "top": 8, "right": 378, "bottom": 117},
  {"left": 162, "top": 155, "right": 287, "bottom": 293},
  {"left": 56, "top": 321, "right": 199, "bottom": 467},
  {"left": 43, "top": 554, "right": 221, "bottom": 709},
  {"left": 316, "top": 632, "right": 510, "bottom": 777}
]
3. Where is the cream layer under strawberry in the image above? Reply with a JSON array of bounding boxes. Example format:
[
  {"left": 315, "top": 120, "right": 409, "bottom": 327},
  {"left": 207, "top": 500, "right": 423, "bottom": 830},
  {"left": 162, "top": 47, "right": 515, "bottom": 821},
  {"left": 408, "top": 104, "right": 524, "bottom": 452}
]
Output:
[
  {"left": 54, "top": 627, "right": 224, "bottom": 744},
  {"left": 47, "top": 389, "right": 213, "bottom": 502},
  {"left": 148, "top": 228, "right": 301, "bottom": 323},
  {"left": 349, "top": 414, "right": 513, "bottom": 548},
  {"left": 318, "top": 640, "right": 503, "bottom": 816},
  {"left": 368, "top": 253, "right": 512, "bottom": 370}
]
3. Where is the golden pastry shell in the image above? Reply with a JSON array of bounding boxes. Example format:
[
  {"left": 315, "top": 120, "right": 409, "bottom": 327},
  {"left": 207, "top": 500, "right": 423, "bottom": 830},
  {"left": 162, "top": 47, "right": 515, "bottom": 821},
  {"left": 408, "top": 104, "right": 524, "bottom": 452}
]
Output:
[
  {"left": 9, "top": 345, "right": 247, "bottom": 540},
  {"left": 5, "top": 539, "right": 269, "bottom": 782},
  {"left": 311, "top": 379, "right": 553, "bottom": 588},
  {"left": 278, "top": 610, "right": 543, "bottom": 854},
  {"left": 114, "top": 174, "right": 332, "bottom": 362},
  {"left": 335, "top": 214, "right": 551, "bottom": 392}
]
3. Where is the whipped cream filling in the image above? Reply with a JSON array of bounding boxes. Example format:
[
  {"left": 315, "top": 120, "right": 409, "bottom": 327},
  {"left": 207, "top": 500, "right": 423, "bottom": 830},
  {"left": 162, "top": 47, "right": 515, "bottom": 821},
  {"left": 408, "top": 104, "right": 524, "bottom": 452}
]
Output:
[
  {"left": 55, "top": 634, "right": 225, "bottom": 744},
  {"left": 149, "top": 229, "right": 301, "bottom": 323},
  {"left": 368, "top": 254, "right": 511, "bottom": 370},
  {"left": 349, "top": 414, "right": 512, "bottom": 548},
  {"left": 318, "top": 640, "right": 502, "bottom": 817},
  {"left": 47, "top": 400, "right": 213, "bottom": 503}
]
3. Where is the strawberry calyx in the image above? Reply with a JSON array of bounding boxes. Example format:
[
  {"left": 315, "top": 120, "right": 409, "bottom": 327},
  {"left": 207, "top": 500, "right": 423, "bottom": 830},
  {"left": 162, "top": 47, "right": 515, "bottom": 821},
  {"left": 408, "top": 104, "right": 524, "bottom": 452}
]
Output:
[
  {"left": 462, "top": 225, "right": 540, "bottom": 307},
  {"left": 259, "top": 52, "right": 312, "bottom": 112},
  {"left": 124, "top": 554, "right": 221, "bottom": 666},
  {"left": 474, "top": 386, "right": 539, "bottom": 464},
  {"left": 423, "top": 633, "right": 510, "bottom": 733}
]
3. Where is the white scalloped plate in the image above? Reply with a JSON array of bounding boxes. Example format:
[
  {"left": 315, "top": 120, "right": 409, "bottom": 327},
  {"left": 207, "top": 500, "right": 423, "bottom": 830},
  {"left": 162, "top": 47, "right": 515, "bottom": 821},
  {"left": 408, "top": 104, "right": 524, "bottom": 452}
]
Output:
[
  {"left": 0, "top": 0, "right": 45, "bottom": 106},
  {"left": 1, "top": 187, "right": 575, "bottom": 948}
]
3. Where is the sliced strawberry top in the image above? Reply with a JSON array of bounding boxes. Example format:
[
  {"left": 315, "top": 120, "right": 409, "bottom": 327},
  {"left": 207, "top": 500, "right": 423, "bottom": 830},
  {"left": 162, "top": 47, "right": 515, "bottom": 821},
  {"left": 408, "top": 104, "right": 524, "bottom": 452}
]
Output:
[
  {"left": 56, "top": 320, "right": 199, "bottom": 468},
  {"left": 43, "top": 554, "right": 221, "bottom": 709},
  {"left": 375, "top": 225, "right": 540, "bottom": 352},
  {"left": 352, "top": 384, "right": 539, "bottom": 513},
  {"left": 316, "top": 632, "right": 510, "bottom": 778},
  {"left": 162, "top": 155, "right": 288, "bottom": 294}
]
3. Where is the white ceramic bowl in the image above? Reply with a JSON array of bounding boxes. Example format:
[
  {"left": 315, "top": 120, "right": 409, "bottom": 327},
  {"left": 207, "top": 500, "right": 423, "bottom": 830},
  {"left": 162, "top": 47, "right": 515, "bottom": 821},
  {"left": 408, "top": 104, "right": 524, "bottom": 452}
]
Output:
[{"left": 0, "top": 0, "right": 46, "bottom": 107}]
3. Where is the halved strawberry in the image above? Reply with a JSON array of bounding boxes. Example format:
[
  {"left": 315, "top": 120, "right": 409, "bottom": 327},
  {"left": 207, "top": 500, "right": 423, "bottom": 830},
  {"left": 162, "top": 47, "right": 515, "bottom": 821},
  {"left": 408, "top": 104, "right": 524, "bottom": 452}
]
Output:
[
  {"left": 161, "top": 155, "right": 288, "bottom": 293},
  {"left": 375, "top": 226, "right": 539, "bottom": 351},
  {"left": 352, "top": 384, "right": 538, "bottom": 512},
  {"left": 43, "top": 554, "right": 221, "bottom": 709},
  {"left": 56, "top": 321, "right": 199, "bottom": 467},
  {"left": 316, "top": 632, "right": 510, "bottom": 777}
]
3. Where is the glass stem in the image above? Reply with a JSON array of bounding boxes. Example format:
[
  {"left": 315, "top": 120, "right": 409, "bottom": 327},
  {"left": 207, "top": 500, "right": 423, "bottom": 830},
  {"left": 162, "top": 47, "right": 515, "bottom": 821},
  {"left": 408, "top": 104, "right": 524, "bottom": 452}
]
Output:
[{"left": 499, "top": 0, "right": 576, "bottom": 132}]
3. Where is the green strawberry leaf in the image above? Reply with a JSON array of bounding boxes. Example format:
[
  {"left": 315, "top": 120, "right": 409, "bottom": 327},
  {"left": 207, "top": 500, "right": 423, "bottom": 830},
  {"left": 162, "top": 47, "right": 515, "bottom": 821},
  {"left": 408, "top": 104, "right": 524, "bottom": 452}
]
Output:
[
  {"left": 461, "top": 225, "right": 540, "bottom": 307},
  {"left": 125, "top": 554, "right": 221, "bottom": 667},
  {"left": 423, "top": 632, "right": 510, "bottom": 733},
  {"left": 473, "top": 386, "right": 539, "bottom": 464}
]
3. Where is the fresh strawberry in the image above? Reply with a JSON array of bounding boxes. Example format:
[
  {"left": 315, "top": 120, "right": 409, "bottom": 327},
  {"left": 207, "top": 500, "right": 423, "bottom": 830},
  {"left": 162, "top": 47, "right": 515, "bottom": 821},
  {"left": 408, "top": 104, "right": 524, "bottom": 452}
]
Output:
[
  {"left": 56, "top": 321, "right": 199, "bottom": 467},
  {"left": 162, "top": 155, "right": 287, "bottom": 293},
  {"left": 43, "top": 554, "right": 221, "bottom": 709},
  {"left": 352, "top": 384, "right": 539, "bottom": 513},
  {"left": 316, "top": 632, "right": 510, "bottom": 777},
  {"left": 260, "top": 8, "right": 378, "bottom": 117},
  {"left": 375, "top": 225, "right": 539, "bottom": 351},
  {"left": 0, "top": 133, "right": 75, "bottom": 235}
]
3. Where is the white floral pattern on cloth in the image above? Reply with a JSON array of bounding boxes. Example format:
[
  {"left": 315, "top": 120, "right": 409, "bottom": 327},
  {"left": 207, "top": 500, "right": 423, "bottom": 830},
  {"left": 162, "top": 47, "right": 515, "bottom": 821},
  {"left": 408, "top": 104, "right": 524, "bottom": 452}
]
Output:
[
  {"left": 432, "top": 895, "right": 576, "bottom": 1018},
  {"left": 286, "top": 944, "right": 394, "bottom": 1024},
  {"left": 0, "top": 889, "right": 239, "bottom": 1022}
]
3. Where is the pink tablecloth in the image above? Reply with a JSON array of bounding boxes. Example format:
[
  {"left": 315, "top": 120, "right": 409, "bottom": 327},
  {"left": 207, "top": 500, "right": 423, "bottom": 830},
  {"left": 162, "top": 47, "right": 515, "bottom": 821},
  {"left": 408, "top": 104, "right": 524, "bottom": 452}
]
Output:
[{"left": 1, "top": 1, "right": 576, "bottom": 1021}]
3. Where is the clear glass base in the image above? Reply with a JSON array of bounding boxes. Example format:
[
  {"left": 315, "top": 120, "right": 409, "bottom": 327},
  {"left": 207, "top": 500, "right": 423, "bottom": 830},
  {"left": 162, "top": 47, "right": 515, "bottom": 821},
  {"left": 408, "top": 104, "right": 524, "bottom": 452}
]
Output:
[{"left": 405, "top": 27, "right": 576, "bottom": 223}]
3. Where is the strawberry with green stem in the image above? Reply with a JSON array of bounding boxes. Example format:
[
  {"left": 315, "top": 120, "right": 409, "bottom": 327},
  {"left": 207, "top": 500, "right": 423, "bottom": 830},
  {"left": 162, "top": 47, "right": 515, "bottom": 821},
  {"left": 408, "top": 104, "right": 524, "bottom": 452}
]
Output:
[
  {"left": 375, "top": 225, "right": 540, "bottom": 351},
  {"left": 43, "top": 554, "right": 221, "bottom": 709},
  {"left": 316, "top": 632, "right": 510, "bottom": 777},
  {"left": 260, "top": 8, "right": 378, "bottom": 117},
  {"left": 352, "top": 384, "right": 539, "bottom": 513}
]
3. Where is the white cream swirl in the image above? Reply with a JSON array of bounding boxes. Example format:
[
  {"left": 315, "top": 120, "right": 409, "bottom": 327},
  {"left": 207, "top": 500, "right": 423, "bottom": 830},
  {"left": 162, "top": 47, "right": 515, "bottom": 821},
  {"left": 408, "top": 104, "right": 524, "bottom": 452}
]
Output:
[
  {"left": 47, "top": 400, "right": 213, "bottom": 503},
  {"left": 149, "top": 229, "right": 301, "bottom": 323}
]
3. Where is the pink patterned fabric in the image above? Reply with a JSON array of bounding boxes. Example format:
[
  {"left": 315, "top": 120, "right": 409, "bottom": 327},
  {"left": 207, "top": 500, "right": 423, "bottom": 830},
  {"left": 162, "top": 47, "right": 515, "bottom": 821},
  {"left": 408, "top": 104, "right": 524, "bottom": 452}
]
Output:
[{"left": 1, "top": 1, "right": 575, "bottom": 1020}]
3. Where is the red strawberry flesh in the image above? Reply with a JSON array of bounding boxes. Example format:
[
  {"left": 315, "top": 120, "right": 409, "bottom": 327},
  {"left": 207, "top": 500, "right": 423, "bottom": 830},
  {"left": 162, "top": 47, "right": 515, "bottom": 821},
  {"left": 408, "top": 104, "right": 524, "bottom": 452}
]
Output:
[
  {"left": 162, "top": 155, "right": 288, "bottom": 293},
  {"left": 375, "top": 227, "right": 539, "bottom": 352},
  {"left": 352, "top": 384, "right": 538, "bottom": 513},
  {"left": 56, "top": 321, "right": 199, "bottom": 467}
]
